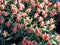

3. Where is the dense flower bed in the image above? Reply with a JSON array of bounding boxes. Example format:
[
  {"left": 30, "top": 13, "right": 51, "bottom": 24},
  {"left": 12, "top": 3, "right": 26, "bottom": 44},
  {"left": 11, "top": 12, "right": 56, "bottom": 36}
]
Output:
[{"left": 0, "top": 0, "right": 60, "bottom": 45}]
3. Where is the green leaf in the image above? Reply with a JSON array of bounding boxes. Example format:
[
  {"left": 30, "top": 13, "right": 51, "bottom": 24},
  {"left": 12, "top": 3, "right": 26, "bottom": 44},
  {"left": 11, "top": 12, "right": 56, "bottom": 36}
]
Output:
[{"left": 50, "top": 39, "right": 58, "bottom": 45}]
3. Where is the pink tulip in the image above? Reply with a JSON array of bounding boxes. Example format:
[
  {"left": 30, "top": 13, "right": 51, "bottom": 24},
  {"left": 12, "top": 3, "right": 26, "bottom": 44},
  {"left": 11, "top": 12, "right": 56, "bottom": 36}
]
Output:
[
  {"left": 31, "top": 2, "right": 36, "bottom": 7},
  {"left": 50, "top": 18, "right": 55, "bottom": 24},
  {"left": 50, "top": 12, "right": 54, "bottom": 17},
  {"left": 12, "top": 8, "right": 17, "bottom": 14},
  {"left": 21, "top": 13, "right": 27, "bottom": 17},
  {"left": 38, "top": 16, "right": 43, "bottom": 22},
  {"left": 18, "top": 3, "right": 25, "bottom": 10},
  {"left": 48, "top": 2, "right": 52, "bottom": 6},
  {"left": 0, "top": 0, "right": 3, "bottom": 4},
  {"left": 36, "top": 8, "right": 41, "bottom": 14},
  {"left": 12, "top": 24, "right": 17, "bottom": 33},
  {"left": 25, "top": 8, "right": 32, "bottom": 13},
  {"left": 45, "top": 20, "right": 50, "bottom": 25},
  {"left": 49, "top": 24, "right": 55, "bottom": 30},
  {"left": 34, "top": 13, "right": 39, "bottom": 18},
  {"left": 0, "top": 4, "right": 5, "bottom": 10},
  {"left": 6, "top": 21, "right": 11, "bottom": 28},
  {"left": 39, "top": 21, "right": 44, "bottom": 26},
  {"left": 3, "top": 11, "right": 8, "bottom": 16},
  {"left": 17, "top": 23, "right": 23, "bottom": 29},
  {"left": 0, "top": 18, "right": 4, "bottom": 24}
]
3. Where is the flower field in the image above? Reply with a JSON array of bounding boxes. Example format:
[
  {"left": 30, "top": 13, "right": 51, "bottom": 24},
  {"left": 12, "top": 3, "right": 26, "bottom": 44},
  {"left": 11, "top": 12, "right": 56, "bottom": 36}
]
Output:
[{"left": 0, "top": 0, "right": 60, "bottom": 45}]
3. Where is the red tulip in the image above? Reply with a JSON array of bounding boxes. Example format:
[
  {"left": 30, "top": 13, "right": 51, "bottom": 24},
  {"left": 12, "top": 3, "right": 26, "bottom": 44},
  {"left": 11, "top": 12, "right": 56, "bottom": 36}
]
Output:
[
  {"left": 42, "top": 33, "right": 50, "bottom": 40},
  {"left": 35, "top": 28, "right": 41, "bottom": 36},
  {"left": 28, "top": 27, "right": 33, "bottom": 33},
  {"left": 27, "top": 41, "right": 32, "bottom": 45}
]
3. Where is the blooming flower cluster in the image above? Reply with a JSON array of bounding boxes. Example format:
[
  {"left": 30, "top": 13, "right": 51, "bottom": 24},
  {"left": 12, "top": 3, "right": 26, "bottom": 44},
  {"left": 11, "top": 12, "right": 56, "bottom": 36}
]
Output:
[{"left": 0, "top": 0, "right": 60, "bottom": 45}]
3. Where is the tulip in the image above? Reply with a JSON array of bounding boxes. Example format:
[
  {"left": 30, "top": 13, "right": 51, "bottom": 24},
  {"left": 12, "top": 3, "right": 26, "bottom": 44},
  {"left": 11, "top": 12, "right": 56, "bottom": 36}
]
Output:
[
  {"left": 34, "top": 13, "right": 39, "bottom": 18},
  {"left": 0, "top": 18, "right": 4, "bottom": 24},
  {"left": 6, "top": 20, "right": 11, "bottom": 28},
  {"left": 3, "top": 11, "right": 8, "bottom": 16},
  {"left": 25, "top": 8, "right": 32, "bottom": 13},
  {"left": 12, "top": 24, "right": 17, "bottom": 33},
  {"left": 28, "top": 27, "right": 33, "bottom": 33},
  {"left": 36, "top": 8, "right": 41, "bottom": 14},
  {"left": 18, "top": 3, "right": 25, "bottom": 10},
  {"left": 0, "top": 0, "right": 3, "bottom": 4},
  {"left": 27, "top": 41, "right": 32, "bottom": 45},
  {"left": 35, "top": 28, "right": 41, "bottom": 36},
  {"left": 32, "top": 41, "right": 37, "bottom": 45},
  {"left": 39, "top": 21, "right": 44, "bottom": 26},
  {"left": 46, "top": 41, "right": 52, "bottom": 45},
  {"left": 42, "top": 33, "right": 50, "bottom": 40},
  {"left": 0, "top": 4, "right": 5, "bottom": 10},
  {"left": 45, "top": 20, "right": 50, "bottom": 25},
  {"left": 13, "top": 0, "right": 17, "bottom": 5},
  {"left": 38, "top": 16, "right": 43, "bottom": 22},
  {"left": 48, "top": 2, "right": 52, "bottom": 6},
  {"left": 49, "top": 24, "right": 55, "bottom": 30},
  {"left": 21, "top": 13, "right": 27, "bottom": 17},
  {"left": 50, "top": 18, "right": 55, "bottom": 24}
]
